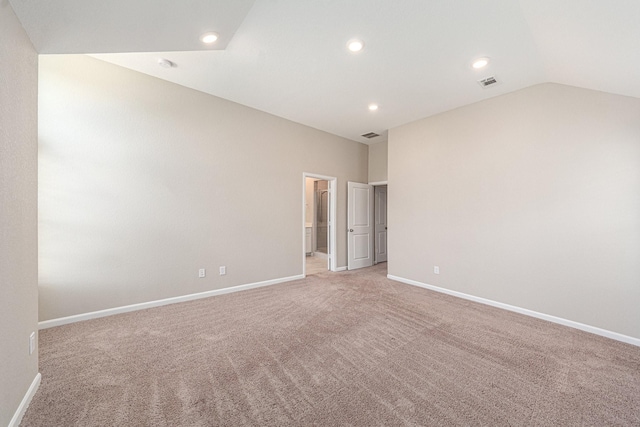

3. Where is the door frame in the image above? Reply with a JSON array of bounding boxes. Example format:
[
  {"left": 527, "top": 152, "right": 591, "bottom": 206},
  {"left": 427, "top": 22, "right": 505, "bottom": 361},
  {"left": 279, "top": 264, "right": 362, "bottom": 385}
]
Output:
[
  {"left": 370, "top": 181, "right": 388, "bottom": 265},
  {"left": 373, "top": 183, "right": 388, "bottom": 264},
  {"left": 302, "top": 173, "right": 337, "bottom": 276}
]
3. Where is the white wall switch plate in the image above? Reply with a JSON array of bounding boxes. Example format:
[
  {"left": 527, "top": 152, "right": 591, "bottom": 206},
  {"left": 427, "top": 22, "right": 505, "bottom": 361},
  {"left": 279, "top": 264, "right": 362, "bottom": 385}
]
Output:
[
  {"left": 198, "top": 268, "right": 206, "bottom": 278},
  {"left": 219, "top": 266, "right": 226, "bottom": 275},
  {"left": 434, "top": 266, "right": 440, "bottom": 274}
]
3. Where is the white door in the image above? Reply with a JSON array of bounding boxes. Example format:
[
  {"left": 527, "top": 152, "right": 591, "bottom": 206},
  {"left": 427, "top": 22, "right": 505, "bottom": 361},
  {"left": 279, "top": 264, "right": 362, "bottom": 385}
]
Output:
[
  {"left": 326, "top": 181, "right": 333, "bottom": 271},
  {"left": 374, "top": 185, "right": 388, "bottom": 263},
  {"left": 347, "top": 182, "right": 374, "bottom": 270}
]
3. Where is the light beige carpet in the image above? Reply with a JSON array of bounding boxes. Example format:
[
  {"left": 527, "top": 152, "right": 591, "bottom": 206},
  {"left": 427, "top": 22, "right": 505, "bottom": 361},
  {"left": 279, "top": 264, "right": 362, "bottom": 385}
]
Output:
[{"left": 22, "top": 265, "right": 640, "bottom": 426}]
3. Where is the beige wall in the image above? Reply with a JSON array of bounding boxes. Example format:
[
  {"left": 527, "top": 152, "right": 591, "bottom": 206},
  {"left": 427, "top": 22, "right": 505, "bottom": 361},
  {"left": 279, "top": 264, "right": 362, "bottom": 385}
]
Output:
[
  {"left": 389, "top": 83, "right": 640, "bottom": 339},
  {"left": 305, "top": 178, "right": 315, "bottom": 225},
  {"left": 38, "top": 55, "right": 368, "bottom": 321},
  {"left": 0, "top": 3, "right": 39, "bottom": 425},
  {"left": 368, "top": 141, "right": 388, "bottom": 183}
]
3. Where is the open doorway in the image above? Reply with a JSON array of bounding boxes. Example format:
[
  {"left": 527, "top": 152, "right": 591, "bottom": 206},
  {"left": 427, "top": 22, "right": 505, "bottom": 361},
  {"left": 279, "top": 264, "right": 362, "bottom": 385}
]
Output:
[{"left": 303, "top": 173, "right": 337, "bottom": 276}]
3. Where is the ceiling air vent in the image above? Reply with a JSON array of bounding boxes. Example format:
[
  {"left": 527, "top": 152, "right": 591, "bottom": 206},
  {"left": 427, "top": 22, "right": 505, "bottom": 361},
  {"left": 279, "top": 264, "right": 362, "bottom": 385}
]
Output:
[
  {"left": 361, "top": 132, "right": 380, "bottom": 139},
  {"left": 477, "top": 76, "right": 498, "bottom": 88}
]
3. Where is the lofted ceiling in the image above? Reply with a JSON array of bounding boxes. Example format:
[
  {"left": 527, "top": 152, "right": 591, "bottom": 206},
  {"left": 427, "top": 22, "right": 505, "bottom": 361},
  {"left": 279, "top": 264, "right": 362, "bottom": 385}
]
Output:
[
  {"left": 8, "top": 0, "right": 256, "bottom": 53},
  {"left": 10, "top": 0, "right": 640, "bottom": 144}
]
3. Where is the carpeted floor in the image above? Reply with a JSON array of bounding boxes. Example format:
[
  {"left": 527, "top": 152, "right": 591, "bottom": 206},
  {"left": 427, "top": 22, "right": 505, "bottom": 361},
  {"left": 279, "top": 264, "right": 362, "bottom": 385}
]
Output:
[{"left": 22, "top": 265, "right": 640, "bottom": 426}]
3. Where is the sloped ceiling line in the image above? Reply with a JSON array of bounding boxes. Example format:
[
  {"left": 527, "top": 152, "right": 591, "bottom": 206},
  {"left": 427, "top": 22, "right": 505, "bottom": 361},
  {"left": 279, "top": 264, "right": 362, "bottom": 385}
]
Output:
[{"left": 11, "top": 0, "right": 640, "bottom": 143}]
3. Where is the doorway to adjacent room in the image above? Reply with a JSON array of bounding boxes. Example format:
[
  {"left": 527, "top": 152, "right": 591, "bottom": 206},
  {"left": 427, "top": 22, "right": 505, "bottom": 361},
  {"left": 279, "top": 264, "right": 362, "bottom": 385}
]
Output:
[{"left": 303, "top": 173, "right": 337, "bottom": 276}]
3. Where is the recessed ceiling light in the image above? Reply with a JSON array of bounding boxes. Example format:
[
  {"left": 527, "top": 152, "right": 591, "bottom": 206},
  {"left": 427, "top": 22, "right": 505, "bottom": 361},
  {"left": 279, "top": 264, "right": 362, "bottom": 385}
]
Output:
[
  {"left": 201, "top": 32, "right": 219, "bottom": 44},
  {"left": 347, "top": 39, "right": 364, "bottom": 53},
  {"left": 472, "top": 57, "right": 490, "bottom": 69},
  {"left": 368, "top": 104, "right": 379, "bottom": 111},
  {"left": 158, "top": 58, "right": 174, "bottom": 69}
]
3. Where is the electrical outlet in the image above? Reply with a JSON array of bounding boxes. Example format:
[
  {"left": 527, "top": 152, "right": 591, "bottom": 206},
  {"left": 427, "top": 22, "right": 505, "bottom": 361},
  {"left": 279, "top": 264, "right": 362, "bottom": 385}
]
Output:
[
  {"left": 219, "top": 266, "right": 226, "bottom": 276},
  {"left": 434, "top": 266, "right": 440, "bottom": 274},
  {"left": 29, "top": 332, "right": 35, "bottom": 355},
  {"left": 199, "top": 268, "right": 206, "bottom": 278}
]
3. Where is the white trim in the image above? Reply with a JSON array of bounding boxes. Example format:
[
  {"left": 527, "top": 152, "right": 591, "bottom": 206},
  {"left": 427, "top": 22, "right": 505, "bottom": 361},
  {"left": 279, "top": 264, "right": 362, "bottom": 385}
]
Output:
[
  {"left": 387, "top": 274, "right": 640, "bottom": 348},
  {"left": 39, "top": 274, "right": 304, "bottom": 329},
  {"left": 328, "top": 178, "right": 337, "bottom": 272},
  {"left": 9, "top": 372, "right": 41, "bottom": 427},
  {"left": 368, "top": 180, "right": 388, "bottom": 186},
  {"left": 312, "top": 251, "right": 328, "bottom": 260},
  {"left": 334, "top": 266, "right": 347, "bottom": 272}
]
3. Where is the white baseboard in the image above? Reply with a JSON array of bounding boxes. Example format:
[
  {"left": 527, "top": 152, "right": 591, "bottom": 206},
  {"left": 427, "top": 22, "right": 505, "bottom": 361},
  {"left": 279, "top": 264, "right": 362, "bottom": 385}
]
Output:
[
  {"left": 334, "top": 266, "right": 347, "bottom": 272},
  {"left": 313, "top": 252, "right": 328, "bottom": 260},
  {"left": 9, "top": 372, "right": 41, "bottom": 427},
  {"left": 388, "top": 274, "right": 640, "bottom": 348},
  {"left": 39, "top": 274, "right": 304, "bottom": 329}
]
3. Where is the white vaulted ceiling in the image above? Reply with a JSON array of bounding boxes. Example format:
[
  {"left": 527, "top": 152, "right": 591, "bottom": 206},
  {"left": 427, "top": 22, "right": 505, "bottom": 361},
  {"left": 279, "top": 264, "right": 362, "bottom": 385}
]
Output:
[
  {"left": 10, "top": 0, "right": 640, "bottom": 144},
  {"left": 8, "top": 0, "right": 256, "bottom": 53}
]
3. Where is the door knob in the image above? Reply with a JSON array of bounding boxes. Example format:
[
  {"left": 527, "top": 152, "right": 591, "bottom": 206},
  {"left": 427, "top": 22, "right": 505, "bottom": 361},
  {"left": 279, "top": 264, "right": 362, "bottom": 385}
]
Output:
[
  {"left": 349, "top": 229, "right": 354, "bottom": 232},
  {"left": 385, "top": 227, "right": 387, "bottom": 230}
]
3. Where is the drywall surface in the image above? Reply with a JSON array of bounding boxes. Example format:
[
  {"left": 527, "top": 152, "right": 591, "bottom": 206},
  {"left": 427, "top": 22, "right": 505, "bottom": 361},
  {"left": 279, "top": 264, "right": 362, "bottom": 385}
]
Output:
[
  {"left": 388, "top": 83, "right": 640, "bottom": 339},
  {"left": 0, "top": 2, "right": 39, "bottom": 424},
  {"left": 38, "top": 55, "right": 368, "bottom": 321},
  {"left": 305, "top": 177, "right": 315, "bottom": 225},
  {"left": 368, "top": 141, "right": 388, "bottom": 183}
]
